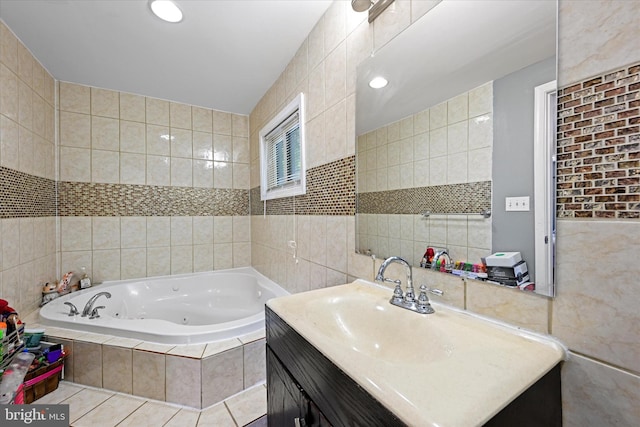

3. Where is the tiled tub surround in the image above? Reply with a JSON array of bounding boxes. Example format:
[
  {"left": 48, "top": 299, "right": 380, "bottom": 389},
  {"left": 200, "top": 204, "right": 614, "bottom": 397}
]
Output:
[
  {"left": 557, "top": 61, "right": 640, "bottom": 218},
  {"left": 36, "top": 325, "right": 268, "bottom": 410},
  {"left": 355, "top": 82, "right": 493, "bottom": 264},
  {"left": 0, "top": 20, "right": 58, "bottom": 315},
  {"left": 57, "top": 82, "right": 253, "bottom": 283}
]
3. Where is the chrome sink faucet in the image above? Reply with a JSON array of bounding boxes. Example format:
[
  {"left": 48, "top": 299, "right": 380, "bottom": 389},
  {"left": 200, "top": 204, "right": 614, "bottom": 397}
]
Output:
[
  {"left": 376, "top": 256, "right": 435, "bottom": 314},
  {"left": 82, "top": 292, "right": 111, "bottom": 317}
]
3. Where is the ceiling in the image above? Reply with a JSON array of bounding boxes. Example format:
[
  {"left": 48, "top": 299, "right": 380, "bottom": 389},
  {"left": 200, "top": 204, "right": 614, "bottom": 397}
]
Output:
[{"left": 0, "top": 0, "right": 332, "bottom": 115}]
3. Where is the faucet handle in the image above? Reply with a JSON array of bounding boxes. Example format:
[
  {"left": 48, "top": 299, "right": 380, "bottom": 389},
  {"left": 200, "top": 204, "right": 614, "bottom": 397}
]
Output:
[
  {"left": 89, "top": 306, "right": 105, "bottom": 320},
  {"left": 420, "top": 284, "right": 444, "bottom": 297},
  {"left": 417, "top": 285, "right": 435, "bottom": 314},
  {"left": 391, "top": 283, "right": 403, "bottom": 303},
  {"left": 63, "top": 301, "right": 79, "bottom": 316}
]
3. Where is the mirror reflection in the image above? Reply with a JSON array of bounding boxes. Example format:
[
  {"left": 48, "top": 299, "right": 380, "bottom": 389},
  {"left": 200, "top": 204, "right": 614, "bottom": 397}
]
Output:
[{"left": 355, "top": 0, "right": 557, "bottom": 296}]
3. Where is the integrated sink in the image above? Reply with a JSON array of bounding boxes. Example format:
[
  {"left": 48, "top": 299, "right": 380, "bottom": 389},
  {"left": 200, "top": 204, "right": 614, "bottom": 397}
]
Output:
[
  {"left": 303, "top": 292, "right": 452, "bottom": 365},
  {"left": 267, "top": 279, "right": 565, "bottom": 426}
]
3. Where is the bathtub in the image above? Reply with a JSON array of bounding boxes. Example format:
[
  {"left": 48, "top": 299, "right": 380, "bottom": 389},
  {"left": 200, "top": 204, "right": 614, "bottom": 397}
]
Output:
[{"left": 39, "top": 267, "right": 288, "bottom": 345}]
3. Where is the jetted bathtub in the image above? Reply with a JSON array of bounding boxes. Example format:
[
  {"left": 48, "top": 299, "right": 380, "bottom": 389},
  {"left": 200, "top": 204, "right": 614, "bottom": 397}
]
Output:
[{"left": 39, "top": 267, "right": 288, "bottom": 344}]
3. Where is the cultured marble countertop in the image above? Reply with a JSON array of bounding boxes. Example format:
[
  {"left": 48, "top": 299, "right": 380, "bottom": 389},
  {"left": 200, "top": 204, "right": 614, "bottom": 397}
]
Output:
[{"left": 267, "top": 279, "right": 565, "bottom": 427}]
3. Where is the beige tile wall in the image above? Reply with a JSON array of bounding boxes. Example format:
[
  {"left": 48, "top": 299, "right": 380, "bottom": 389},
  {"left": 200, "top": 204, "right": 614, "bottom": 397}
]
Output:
[
  {"left": 0, "top": 20, "right": 57, "bottom": 315},
  {"left": 251, "top": 2, "right": 640, "bottom": 426},
  {"left": 57, "top": 82, "right": 252, "bottom": 283}
]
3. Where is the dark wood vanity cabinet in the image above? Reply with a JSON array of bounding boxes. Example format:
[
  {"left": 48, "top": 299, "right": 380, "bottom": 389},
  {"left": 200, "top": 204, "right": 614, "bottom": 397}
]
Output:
[{"left": 266, "top": 307, "right": 562, "bottom": 427}]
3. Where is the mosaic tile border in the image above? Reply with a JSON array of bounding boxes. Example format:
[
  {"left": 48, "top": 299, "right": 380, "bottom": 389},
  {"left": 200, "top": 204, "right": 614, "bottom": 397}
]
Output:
[
  {"left": 557, "top": 61, "right": 640, "bottom": 219},
  {"left": 58, "top": 182, "right": 249, "bottom": 217},
  {"left": 250, "top": 156, "right": 356, "bottom": 216},
  {"left": 356, "top": 181, "right": 491, "bottom": 215},
  {"left": 0, "top": 166, "right": 56, "bottom": 218}
]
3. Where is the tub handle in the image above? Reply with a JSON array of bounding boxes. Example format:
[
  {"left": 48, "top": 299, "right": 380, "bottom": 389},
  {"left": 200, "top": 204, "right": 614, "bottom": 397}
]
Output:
[
  {"left": 89, "top": 306, "right": 105, "bottom": 320},
  {"left": 64, "top": 302, "right": 79, "bottom": 316}
]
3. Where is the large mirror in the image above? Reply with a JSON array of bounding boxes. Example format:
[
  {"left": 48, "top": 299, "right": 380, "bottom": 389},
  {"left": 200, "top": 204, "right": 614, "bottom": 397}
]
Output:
[{"left": 355, "top": 0, "right": 557, "bottom": 296}]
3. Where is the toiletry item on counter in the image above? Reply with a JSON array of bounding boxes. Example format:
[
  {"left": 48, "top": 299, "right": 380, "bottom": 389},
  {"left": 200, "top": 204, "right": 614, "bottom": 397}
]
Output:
[
  {"left": 80, "top": 266, "right": 92, "bottom": 289},
  {"left": 485, "top": 252, "right": 530, "bottom": 286}
]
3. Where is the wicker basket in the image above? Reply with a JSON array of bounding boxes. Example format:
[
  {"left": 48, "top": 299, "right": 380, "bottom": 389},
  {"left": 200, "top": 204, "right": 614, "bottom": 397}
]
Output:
[{"left": 15, "top": 358, "right": 64, "bottom": 404}]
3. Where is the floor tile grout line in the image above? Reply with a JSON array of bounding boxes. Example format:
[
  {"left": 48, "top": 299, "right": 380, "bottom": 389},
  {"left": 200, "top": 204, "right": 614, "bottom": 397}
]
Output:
[{"left": 223, "top": 401, "right": 240, "bottom": 427}]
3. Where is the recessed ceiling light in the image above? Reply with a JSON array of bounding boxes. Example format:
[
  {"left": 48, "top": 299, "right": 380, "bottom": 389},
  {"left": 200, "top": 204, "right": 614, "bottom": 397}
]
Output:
[
  {"left": 150, "top": 0, "right": 183, "bottom": 23},
  {"left": 369, "top": 76, "right": 388, "bottom": 89}
]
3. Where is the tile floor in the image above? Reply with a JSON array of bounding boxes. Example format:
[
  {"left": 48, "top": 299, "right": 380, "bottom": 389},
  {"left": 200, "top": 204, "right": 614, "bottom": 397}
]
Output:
[{"left": 33, "top": 380, "right": 267, "bottom": 427}]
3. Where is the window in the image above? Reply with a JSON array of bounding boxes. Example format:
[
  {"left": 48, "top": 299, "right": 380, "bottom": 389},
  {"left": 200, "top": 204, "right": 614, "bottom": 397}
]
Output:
[{"left": 260, "top": 93, "right": 306, "bottom": 200}]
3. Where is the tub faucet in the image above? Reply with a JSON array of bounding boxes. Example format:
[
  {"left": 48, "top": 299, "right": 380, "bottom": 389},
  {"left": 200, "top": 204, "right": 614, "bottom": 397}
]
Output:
[{"left": 82, "top": 292, "right": 111, "bottom": 317}]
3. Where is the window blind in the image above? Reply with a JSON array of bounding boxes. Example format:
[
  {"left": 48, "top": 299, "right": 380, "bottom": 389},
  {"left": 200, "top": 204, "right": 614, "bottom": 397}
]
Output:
[{"left": 264, "top": 111, "right": 301, "bottom": 191}]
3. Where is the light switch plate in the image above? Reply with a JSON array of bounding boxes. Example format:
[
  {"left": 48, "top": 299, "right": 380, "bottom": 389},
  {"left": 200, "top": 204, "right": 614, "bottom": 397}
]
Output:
[{"left": 505, "top": 196, "right": 530, "bottom": 212}]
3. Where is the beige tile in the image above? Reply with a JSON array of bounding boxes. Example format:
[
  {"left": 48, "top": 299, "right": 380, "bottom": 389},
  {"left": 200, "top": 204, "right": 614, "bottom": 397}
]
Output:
[
  {"left": 91, "top": 87, "right": 119, "bottom": 118},
  {"left": 0, "top": 115, "right": 20, "bottom": 168},
  {"left": 468, "top": 114, "right": 492, "bottom": 150},
  {"left": 192, "top": 106, "right": 212, "bottom": 133},
  {"left": 134, "top": 341, "right": 175, "bottom": 354},
  {"left": 468, "top": 81, "right": 493, "bottom": 118},
  {"left": 553, "top": 220, "right": 640, "bottom": 372},
  {"left": 213, "top": 216, "right": 233, "bottom": 243},
  {"left": 1, "top": 64, "right": 19, "bottom": 122},
  {"left": 146, "top": 97, "right": 170, "bottom": 126},
  {"left": 166, "top": 355, "right": 202, "bottom": 408},
  {"left": 120, "top": 120, "right": 146, "bottom": 154},
  {"left": 146, "top": 216, "right": 170, "bottom": 247},
  {"left": 466, "top": 279, "right": 550, "bottom": 334},
  {"left": 193, "top": 244, "right": 214, "bottom": 272},
  {"left": 171, "top": 245, "right": 193, "bottom": 275},
  {"left": 59, "top": 111, "right": 91, "bottom": 148},
  {"left": 92, "top": 116, "right": 120, "bottom": 151},
  {"left": 225, "top": 385, "right": 267, "bottom": 427},
  {"left": 170, "top": 101, "right": 192, "bottom": 129},
  {"left": 202, "top": 338, "right": 243, "bottom": 358},
  {"left": 146, "top": 124, "right": 171, "bottom": 155},
  {"left": 171, "top": 127, "right": 193, "bottom": 158},
  {"left": 412, "top": 268, "right": 465, "bottom": 309},
  {"left": 59, "top": 82, "right": 90, "bottom": 113},
  {"left": 213, "top": 110, "right": 232, "bottom": 135},
  {"left": 447, "top": 92, "right": 469, "bottom": 124},
  {"left": 167, "top": 343, "right": 206, "bottom": 358},
  {"left": 73, "top": 394, "right": 145, "bottom": 427},
  {"left": 120, "top": 92, "right": 146, "bottom": 122},
  {"left": 243, "top": 339, "right": 266, "bottom": 387},
  {"left": 76, "top": 332, "right": 114, "bottom": 344},
  {"left": 147, "top": 246, "right": 171, "bottom": 277},
  {"left": 16, "top": 41, "right": 34, "bottom": 87},
  {"left": 193, "top": 131, "right": 213, "bottom": 160},
  {"left": 118, "top": 401, "right": 180, "bottom": 427},
  {"left": 170, "top": 216, "right": 193, "bottom": 246},
  {"left": 164, "top": 409, "right": 200, "bottom": 427},
  {"left": 63, "top": 388, "right": 113, "bottom": 424},
  {"left": 91, "top": 149, "right": 119, "bottom": 184},
  {"left": 193, "top": 216, "right": 214, "bottom": 245},
  {"left": 232, "top": 114, "right": 248, "bottom": 137},
  {"left": 0, "top": 22, "right": 19, "bottom": 73},
  {"left": 60, "top": 217, "right": 92, "bottom": 251},
  {"left": 170, "top": 157, "right": 193, "bottom": 187},
  {"left": 201, "top": 347, "right": 244, "bottom": 407},
  {"left": 120, "top": 152, "right": 146, "bottom": 184},
  {"left": 561, "top": 353, "right": 640, "bottom": 427},
  {"left": 324, "top": 41, "right": 346, "bottom": 108},
  {"left": 93, "top": 248, "right": 121, "bottom": 282},
  {"left": 104, "top": 336, "right": 143, "bottom": 348},
  {"left": 121, "top": 248, "right": 147, "bottom": 279},
  {"left": 146, "top": 155, "right": 170, "bottom": 186},
  {"left": 121, "top": 217, "right": 147, "bottom": 248},
  {"left": 102, "top": 345, "right": 133, "bottom": 394},
  {"left": 93, "top": 217, "right": 121, "bottom": 249},
  {"left": 132, "top": 349, "right": 166, "bottom": 401},
  {"left": 197, "top": 402, "right": 235, "bottom": 427}
]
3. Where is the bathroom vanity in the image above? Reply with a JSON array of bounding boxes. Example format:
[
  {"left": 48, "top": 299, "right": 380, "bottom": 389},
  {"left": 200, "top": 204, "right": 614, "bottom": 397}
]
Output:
[{"left": 266, "top": 280, "right": 564, "bottom": 426}]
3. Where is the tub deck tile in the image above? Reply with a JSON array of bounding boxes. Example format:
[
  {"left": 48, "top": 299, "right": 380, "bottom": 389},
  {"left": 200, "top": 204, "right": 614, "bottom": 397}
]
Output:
[
  {"left": 168, "top": 343, "right": 207, "bottom": 358},
  {"left": 203, "top": 338, "right": 243, "bottom": 358},
  {"left": 135, "top": 341, "right": 176, "bottom": 354},
  {"left": 104, "top": 336, "right": 144, "bottom": 348},
  {"left": 76, "top": 331, "right": 114, "bottom": 344},
  {"left": 238, "top": 329, "right": 266, "bottom": 344},
  {"left": 196, "top": 402, "right": 236, "bottom": 427}
]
